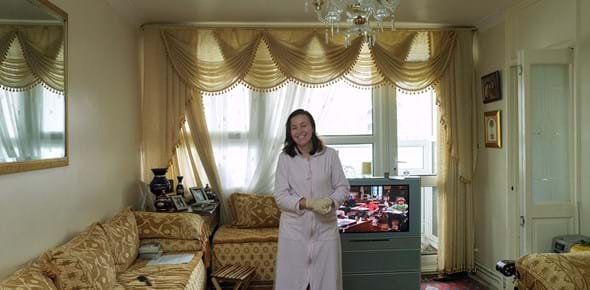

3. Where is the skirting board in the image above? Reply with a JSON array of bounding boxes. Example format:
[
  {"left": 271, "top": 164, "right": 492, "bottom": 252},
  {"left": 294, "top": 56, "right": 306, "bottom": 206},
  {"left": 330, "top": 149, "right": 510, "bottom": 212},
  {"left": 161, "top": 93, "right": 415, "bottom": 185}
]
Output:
[
  {"left": 473, "top": 262, "right": 513, "bottom": 290},
  {"left": 421, "top": 254, "right": 438, "bottom": 273}
]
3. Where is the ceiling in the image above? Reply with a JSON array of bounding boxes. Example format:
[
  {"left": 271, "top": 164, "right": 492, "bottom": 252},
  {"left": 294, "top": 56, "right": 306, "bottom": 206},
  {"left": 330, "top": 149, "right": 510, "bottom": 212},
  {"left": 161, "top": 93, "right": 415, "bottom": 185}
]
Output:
[
  {"left": 109, "top": 0, "right": 521, "bottom": 28},
  {"left": 0, "top": 0, "right": 60, "bottom": 22}
]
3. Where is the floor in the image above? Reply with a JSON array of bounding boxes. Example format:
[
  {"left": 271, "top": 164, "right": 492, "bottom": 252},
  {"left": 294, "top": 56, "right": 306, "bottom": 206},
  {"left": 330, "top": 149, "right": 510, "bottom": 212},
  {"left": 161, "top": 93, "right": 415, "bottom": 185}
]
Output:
[
  {"left": 421, "top": 273, "right": 489, "bottom": 290},
  {"left": 214, "top": 273, "right": 489, "bottom": 290}
]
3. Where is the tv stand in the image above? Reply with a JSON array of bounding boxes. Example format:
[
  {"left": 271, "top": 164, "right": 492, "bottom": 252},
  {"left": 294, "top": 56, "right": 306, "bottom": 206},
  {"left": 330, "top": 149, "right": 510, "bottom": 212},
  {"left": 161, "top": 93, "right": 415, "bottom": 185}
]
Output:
[
  {"left": 341, "top": 235, "right": 421, "bottom": 290},
  {"left": 341, "top": 177, "right": 421, "bottom": 290}
]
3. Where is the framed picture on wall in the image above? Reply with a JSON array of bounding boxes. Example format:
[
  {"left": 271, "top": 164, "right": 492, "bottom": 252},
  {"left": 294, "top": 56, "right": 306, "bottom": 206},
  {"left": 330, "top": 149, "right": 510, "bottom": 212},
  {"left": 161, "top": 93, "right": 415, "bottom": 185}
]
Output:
[
  {"left": 484, "top": 110, "right": 502, "bottom": 148},
  {"left": 481, "top": 71, "right": 501, "bottom": 103}
]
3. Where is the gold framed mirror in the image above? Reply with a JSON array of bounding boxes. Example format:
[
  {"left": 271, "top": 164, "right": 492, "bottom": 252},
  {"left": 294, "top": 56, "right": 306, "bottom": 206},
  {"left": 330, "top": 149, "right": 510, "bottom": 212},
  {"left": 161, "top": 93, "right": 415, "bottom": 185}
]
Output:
[{"left": 0, "top": 0, "right": 68, "bottom": 174}]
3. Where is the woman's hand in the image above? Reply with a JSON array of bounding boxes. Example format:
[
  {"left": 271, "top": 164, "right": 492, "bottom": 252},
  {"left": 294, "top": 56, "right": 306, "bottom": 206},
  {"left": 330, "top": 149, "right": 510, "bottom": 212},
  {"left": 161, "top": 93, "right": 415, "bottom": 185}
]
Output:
[{"left": 306, "top": 197, "right": 333, "bottom": 215}]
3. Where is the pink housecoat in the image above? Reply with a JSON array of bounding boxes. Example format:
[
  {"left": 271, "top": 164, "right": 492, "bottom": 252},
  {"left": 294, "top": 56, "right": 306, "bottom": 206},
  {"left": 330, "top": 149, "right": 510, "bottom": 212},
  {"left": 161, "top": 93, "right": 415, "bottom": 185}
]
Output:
[{"left": 274, "top": 147, "right": 350, "bottom": 290}]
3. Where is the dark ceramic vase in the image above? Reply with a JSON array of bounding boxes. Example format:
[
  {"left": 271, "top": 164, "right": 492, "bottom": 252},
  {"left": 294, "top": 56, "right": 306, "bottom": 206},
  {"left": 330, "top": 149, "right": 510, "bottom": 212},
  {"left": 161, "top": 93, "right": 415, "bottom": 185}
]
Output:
[
  {"left": 149, "top": 167, "right": 170, "bottom": 197},
  {"left": 154, "top": 195, "right": 172, "bottom": 212},
  {"left": 176, "top": 176, "right": 184, "bottom": 196}
]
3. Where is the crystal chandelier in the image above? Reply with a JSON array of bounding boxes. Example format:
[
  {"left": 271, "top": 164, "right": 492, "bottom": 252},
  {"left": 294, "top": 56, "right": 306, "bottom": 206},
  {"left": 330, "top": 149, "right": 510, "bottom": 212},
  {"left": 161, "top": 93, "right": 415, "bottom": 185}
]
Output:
[{"left": 305, "top": 0, "right": 401, "bottom": 46}]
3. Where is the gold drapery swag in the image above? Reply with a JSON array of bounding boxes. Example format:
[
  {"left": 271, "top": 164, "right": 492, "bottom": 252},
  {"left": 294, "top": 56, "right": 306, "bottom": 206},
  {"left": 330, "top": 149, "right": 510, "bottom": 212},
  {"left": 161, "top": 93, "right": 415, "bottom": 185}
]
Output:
[
  {"left": 0, "top": 25, "right": 65, "bottom": 93},
  {"left": 160, "top": 28, "right": 457, "bottom": 94},
  {"left": 142, "top": 27, "right": 464, "bottom": 227}
]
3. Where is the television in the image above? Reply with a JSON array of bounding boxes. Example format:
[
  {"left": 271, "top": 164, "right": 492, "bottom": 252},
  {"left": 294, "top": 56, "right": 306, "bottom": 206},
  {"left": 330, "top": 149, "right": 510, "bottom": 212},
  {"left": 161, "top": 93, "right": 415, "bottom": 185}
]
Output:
[{"left": 338, "top": 177, "right": 421, "bottom": 237}]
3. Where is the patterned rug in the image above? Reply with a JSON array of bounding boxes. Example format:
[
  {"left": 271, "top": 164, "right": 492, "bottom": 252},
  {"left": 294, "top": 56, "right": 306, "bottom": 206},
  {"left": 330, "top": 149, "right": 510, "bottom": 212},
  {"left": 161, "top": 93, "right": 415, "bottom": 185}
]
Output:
[
  {"left": 219, "top": 274, "right": 489, "bottom": 290},
  {"left": 421, "top": 273, "right": 489, "bottom": 290}
]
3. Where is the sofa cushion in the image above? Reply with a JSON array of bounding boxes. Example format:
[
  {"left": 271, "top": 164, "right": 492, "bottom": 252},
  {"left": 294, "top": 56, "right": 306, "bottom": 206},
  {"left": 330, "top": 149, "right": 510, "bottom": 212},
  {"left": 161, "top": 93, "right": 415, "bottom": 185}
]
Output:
[
  {"left": 134, "top": 211, "right": 212, "bottom": 268},
  {"left": 141, "top": 238, "right": 202, "bottom": 252},
  {"left": 134, "top": 211, "right": 208, "bottom": 240},
  {"left": 0, "top": 261, "right": 57, "bottom": 290},
  {"left": 116, "top": 251, "right": 206, "bottom": 290},
  {"left": 230, "top": 193, "right": 280, "bottom": 228},
  {"left": 41, "top": 223, "right": 121, "bottom": 290},
  {"left": 101, "top": 207, "right": 140, "bottom": 273}
]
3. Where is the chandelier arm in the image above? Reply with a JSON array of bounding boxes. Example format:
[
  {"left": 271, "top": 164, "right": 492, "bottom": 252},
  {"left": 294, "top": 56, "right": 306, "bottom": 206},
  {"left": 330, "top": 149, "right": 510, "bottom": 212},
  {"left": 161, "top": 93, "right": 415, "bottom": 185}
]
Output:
[{"left": 306, "top": 0, "right": 401, "bottom": 46}]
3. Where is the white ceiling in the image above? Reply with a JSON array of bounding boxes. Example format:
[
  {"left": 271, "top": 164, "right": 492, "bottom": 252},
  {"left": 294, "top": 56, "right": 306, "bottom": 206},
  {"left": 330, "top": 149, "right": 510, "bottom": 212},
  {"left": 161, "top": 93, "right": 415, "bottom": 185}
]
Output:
[
  {"left": 109, "top": 0, "right": 521, "bottom": 28},
  {"left": 0, "top": 0, "right": 59, "bottom": 21}
]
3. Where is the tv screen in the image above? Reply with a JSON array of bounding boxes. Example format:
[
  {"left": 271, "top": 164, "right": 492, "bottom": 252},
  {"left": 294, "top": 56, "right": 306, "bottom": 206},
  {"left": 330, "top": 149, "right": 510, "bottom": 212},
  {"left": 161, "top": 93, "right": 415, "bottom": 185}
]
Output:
[{"left": 337, "top": 184, "right": 410, "bottom": 233}]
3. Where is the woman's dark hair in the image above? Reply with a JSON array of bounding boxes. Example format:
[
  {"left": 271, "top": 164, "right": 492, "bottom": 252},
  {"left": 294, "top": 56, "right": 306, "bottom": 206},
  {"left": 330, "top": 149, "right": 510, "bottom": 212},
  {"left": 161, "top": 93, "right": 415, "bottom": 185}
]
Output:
[{"left": 282, "top": 109, "right": 324, "bottom": 157}]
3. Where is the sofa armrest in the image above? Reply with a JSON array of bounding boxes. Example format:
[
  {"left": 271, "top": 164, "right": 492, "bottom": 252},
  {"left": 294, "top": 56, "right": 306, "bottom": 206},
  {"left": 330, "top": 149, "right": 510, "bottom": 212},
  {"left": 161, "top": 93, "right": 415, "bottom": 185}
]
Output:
[
  {"left": 516, "top": 252, "right": 590, "bottom": 290},
  {"left": 134, "top": 211, "right": 211, "bottom": 267}
]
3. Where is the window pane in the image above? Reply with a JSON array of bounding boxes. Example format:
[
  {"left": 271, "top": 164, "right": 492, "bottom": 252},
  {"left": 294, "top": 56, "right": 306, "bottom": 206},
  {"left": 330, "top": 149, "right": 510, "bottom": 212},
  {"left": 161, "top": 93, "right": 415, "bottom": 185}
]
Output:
[
  {"left": 202, "top": 85, "right": 251, "bottom": 133},
  {"left": 421, "top": 186, "right": 438, "bottom": 254},
  {"left": 397, "top": 90, "right": 437, "bottom": 175},
  {"left": 305, "top": 81, "right": 372, "bottom": 135},
  {"left": 398, "top": 146, "right": 424, "bottom": 170},
  {"left": 331, "top": 144, "right": 372, "bottom": 178},
  {"left": 530, "top": 64, "right": 570, "bottom": 203},
  {"left": 397, "top": 90, "right": 435, "bottom": 141}
]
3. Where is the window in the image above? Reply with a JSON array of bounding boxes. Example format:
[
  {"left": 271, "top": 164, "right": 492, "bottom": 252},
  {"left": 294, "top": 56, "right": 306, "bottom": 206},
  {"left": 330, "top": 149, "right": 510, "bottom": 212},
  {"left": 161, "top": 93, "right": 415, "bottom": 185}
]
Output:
[
  {"left": 202, "top": 81, "right": 439, "bottom": 260},
  {"left": 306, "top": 83, "right": 439, "bottom": 257},
  {"left": 0, "top": 85, "right": 65, "bottom": 162},
  {"left": 307, "top": 83, "right": 437, "bottom": 178}
]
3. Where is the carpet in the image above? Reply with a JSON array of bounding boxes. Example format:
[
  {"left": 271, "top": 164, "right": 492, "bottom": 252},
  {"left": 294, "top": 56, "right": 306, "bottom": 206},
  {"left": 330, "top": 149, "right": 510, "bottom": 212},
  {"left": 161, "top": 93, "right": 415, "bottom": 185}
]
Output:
[
  {"left": 215, "top": 273, "right": 489, "bottom": 290},
  {"left": 421, "top": 273, "right": 489, "bottom": 290}
]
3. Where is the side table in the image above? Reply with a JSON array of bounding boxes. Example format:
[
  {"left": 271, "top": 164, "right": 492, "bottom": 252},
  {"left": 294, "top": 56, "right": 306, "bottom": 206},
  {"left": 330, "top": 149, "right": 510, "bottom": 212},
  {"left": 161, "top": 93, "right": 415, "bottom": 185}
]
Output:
[
  {"left": 189, "top": 201, "right": 220, "bottom": 234},
  {"left": 211, "top": 264, "right": 256, "bottom": 290}
]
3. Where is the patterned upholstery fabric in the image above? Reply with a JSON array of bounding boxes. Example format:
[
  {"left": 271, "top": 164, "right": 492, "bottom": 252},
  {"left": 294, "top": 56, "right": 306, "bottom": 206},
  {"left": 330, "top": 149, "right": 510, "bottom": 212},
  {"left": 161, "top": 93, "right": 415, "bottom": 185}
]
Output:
[
  {"left": 134, "top": 211, "right": 209, "bottom": 240},
  {"left": 134, "top": 211, "right": 211, "bottom": 267},
  {"left": 212, "top": 225, "right": 278, "bottom": 281},
  {"left": 229, "top": 193, "right": 280, "bottom": 228},
  {"left": 141, "top": 238, "right": 202, "bottom": 252},
  {"left": 1, "top": 209, "right": 209, "bottom": 290},
  {"left": 213, "top": 225, "right": 278, "bottom": 244},
  {"left": 116, "top": 251, "right": 206, "bottom": 290},
  {"left": 40, "top": 223, "right": 122, "bottom": 290},
  {"left": 516, "top": 252, "right": 590, "bottom": 290},
  {"left": 101, "top": 207, "right": 140, "bottom": 273},
  {"left": 0, "top": 262, "right": 57, "bottom": 290}
]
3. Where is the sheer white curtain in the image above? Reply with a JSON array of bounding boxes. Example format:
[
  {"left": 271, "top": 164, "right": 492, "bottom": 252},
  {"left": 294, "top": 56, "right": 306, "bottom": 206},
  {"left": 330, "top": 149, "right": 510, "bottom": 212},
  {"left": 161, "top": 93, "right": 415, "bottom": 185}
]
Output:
[
  {"left": 202, "top": 82, "right": 327, "bottom": 197},
  {"left": 0, "top": 85, "right": 64, "bottom": 162}
]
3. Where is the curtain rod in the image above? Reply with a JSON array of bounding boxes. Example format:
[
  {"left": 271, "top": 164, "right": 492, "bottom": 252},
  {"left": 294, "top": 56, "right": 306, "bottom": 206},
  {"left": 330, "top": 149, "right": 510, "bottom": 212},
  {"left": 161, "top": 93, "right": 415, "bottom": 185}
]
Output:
[{"left": 141, "top": 21, "right": 477, "bottom": 31}]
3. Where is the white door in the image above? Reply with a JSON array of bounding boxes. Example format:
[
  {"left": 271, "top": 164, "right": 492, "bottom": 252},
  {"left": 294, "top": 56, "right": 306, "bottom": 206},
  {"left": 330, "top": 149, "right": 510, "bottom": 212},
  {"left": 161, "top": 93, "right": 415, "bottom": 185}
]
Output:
[{"left": 518, "top": 49, "right": 577, "bottom": 254}]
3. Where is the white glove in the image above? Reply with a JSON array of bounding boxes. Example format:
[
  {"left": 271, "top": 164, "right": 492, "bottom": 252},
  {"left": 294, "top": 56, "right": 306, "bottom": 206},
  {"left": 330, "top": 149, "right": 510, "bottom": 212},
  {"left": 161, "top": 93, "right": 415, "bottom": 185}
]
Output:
[{"left": 306, "top": 197, "right": 333, "bottom": 215}]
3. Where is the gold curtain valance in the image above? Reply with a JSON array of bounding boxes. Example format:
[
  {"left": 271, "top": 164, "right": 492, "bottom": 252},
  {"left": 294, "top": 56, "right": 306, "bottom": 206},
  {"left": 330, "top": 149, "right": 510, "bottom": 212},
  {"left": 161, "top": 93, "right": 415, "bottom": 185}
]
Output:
[
  {"left": 158, "top": 28, "right": 457, "bottom": 94},
  {"left": 0, "top": 25, "right": 65, "bottom": 93}
]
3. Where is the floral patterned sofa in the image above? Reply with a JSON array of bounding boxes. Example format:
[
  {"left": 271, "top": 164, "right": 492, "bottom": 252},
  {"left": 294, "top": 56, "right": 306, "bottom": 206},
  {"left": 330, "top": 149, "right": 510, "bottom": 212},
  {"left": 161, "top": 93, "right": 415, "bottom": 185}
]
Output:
[
  {"left": 212, "top": 193, "right": 280, "bottom": 283},
  {"left": 515, "top": 251, "right": 590, "bottom": 290},
  {"left": 0, "top": 208, "right": 210, "bottom": 290}
]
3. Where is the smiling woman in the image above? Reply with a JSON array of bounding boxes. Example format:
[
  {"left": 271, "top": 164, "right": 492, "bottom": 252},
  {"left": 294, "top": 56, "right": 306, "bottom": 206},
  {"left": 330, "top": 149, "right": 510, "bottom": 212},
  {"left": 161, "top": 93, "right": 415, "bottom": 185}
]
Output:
[{"left": 0, "top": 0, "right": 68, "bottom": 174}]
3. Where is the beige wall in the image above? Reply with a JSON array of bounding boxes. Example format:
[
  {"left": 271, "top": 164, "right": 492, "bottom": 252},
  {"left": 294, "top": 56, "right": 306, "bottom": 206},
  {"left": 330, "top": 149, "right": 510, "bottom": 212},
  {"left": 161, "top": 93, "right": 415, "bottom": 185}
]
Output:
[
  {"left": 0, "top": 0, "right": 141, "bottom": 278},
  {"left": 578, "top": 0, "right": 590, "bottom": 236},
  {"left": 473, "top": 20, "right": 509, "bottom": 281},
  {"left": 474, "top": 0, "right": 585, "bottom": 288}
]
